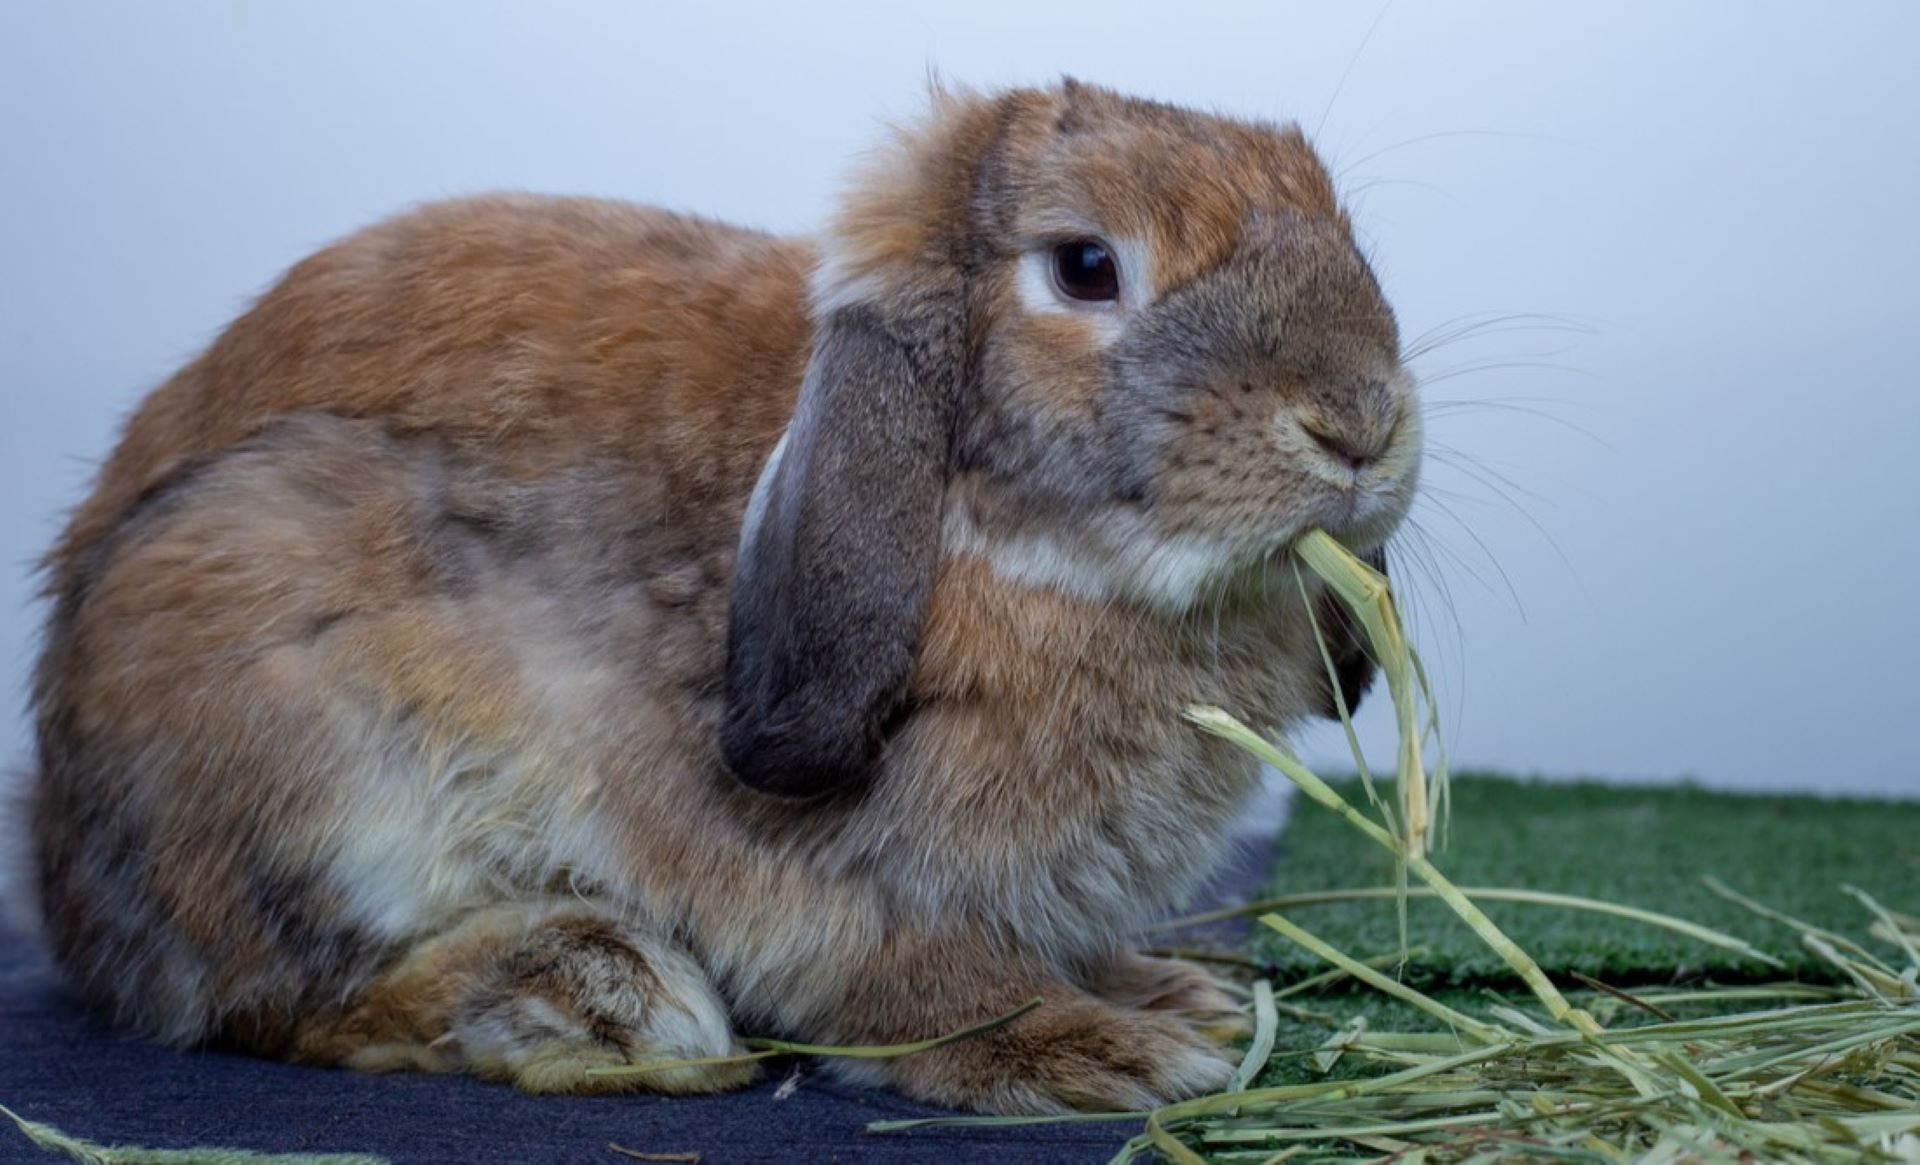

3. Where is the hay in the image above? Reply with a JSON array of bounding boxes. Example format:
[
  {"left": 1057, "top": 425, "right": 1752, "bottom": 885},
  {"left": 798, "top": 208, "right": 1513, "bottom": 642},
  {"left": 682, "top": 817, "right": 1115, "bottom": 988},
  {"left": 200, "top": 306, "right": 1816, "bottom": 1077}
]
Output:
[
  {"left": 1116, "top": 727, "right": 1920, "bottom": 1163},
  {"left": 0, "top": 1104, "right": 387, "bottom": 1165},
  {"left": 1292, "top": 529, "right": 1448, "bottom": 864},
  {"left": 582, "top": 997, "right": 1045, "bottom": 1081}
]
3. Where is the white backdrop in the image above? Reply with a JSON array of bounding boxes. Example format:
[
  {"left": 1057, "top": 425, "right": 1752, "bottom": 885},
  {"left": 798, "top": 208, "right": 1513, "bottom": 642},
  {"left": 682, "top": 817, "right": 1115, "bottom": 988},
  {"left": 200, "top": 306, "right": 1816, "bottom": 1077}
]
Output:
[{"left": 3, "top": 2, "right": 1915, "bottom": 795}]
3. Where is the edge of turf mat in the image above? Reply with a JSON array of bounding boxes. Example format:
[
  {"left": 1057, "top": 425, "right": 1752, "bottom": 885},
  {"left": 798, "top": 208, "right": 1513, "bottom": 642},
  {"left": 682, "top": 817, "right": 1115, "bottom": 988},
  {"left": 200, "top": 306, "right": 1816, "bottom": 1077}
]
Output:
[{"left": 1255, "top": 773, "right": 1920, "bottom": 987}]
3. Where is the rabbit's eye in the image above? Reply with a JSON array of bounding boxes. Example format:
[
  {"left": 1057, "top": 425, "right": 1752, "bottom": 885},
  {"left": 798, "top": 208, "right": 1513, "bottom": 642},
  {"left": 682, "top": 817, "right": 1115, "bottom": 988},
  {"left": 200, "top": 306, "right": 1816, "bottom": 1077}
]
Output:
[{"left": 1052, "top": 240, "right": 1120, "bottom": 303}]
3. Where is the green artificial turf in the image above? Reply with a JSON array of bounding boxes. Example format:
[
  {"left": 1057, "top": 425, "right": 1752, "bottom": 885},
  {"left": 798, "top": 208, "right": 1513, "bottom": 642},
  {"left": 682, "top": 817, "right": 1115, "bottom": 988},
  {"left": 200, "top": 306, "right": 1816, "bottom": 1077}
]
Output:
[
  {"left": 1254, "top": 773, "right": 1920, "bottom": 987},
  {"left": 1246, "top": 773, "right": 1920, "bottom": 1092}
]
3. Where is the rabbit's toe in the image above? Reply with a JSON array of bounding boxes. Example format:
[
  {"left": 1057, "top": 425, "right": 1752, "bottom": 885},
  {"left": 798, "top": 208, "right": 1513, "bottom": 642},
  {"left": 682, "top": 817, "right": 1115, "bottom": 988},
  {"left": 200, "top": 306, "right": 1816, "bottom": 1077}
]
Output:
[
  {"left": 1094, "top": 951, "right": 1252, "bottom": 1045},
  {"left": 881, "top": 991, "right": 1237, "bottom": 1115},
  {"left": 1016, "top": 1008, "right": 1239, "bottom": 1113}
]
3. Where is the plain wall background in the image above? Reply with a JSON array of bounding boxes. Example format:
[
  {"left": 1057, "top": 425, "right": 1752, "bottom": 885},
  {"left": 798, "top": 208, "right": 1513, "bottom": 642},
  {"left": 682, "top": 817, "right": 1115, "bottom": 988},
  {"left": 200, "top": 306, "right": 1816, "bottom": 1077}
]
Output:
[{"left": 2, "top": 1, "right": 1915, "bottom": 796}]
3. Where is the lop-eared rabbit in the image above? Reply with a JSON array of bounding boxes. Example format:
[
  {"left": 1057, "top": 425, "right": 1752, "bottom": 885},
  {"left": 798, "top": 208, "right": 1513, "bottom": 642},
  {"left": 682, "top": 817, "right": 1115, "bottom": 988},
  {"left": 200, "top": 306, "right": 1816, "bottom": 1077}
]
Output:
[{"left": 23, "top": 80, "right": 1419, "bottom": 1114}]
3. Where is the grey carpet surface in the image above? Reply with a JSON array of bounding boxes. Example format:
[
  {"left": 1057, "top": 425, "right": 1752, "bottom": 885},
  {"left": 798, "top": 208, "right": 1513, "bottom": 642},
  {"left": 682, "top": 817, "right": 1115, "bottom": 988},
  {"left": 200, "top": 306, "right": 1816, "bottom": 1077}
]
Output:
[{"left": 0, "top": 838, "right": 1270, "bottom": 1164}]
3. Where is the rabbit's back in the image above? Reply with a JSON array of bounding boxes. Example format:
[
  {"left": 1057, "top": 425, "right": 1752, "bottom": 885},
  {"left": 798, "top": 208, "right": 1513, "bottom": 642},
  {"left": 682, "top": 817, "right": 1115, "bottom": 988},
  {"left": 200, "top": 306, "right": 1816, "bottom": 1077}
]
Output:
[
  {"left": 50, "top": 195, "right": 815, "bottom": 589},
  {"left": 29, "top": 196, "right": 814, "bottom": 1048}
]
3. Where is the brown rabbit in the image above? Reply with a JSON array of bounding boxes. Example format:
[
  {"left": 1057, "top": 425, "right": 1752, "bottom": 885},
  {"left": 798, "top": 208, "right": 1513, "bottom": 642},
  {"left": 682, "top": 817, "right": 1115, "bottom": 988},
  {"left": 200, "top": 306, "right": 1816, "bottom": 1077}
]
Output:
[{"left": 21, "top": 79, "right": 1419, "bottom": 1114}]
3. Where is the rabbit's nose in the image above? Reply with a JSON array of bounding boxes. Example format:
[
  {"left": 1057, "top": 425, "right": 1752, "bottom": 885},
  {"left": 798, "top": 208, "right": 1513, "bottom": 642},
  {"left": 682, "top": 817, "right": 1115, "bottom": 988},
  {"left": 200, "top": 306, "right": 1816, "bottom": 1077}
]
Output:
[{"left": 1300, "top": 418, "right": 1382, "bottom": 472}]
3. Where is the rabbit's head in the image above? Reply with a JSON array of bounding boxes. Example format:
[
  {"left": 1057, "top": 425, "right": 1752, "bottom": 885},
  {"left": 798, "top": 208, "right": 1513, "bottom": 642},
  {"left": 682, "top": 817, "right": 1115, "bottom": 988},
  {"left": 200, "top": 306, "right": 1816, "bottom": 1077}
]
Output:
[{"left": 725, "top": 80, "right": 1419, "bottom": 796}]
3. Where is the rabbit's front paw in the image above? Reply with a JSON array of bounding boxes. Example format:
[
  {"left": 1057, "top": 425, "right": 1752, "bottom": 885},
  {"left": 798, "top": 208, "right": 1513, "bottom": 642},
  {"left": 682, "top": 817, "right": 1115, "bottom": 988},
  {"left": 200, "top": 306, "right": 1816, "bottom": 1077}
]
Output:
[
  {"left": 448, "top": 912, "right": 759, "bottom": 1095},
  {"left": 302, "top": 902, "right": 758, "bottom": 1096},
  {"left": 1093, "top": 951, "right": 1251, "bottom": 1044},
  {"left": 883, "top": 991, "right": 1236, "bottom": 1115}
]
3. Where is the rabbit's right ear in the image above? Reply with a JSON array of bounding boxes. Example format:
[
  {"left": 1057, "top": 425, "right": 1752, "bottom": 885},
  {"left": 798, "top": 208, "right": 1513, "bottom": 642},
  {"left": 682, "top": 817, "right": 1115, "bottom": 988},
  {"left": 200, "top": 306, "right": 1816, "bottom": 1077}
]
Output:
[{"left": 721, "top": 87, "right": 1011, "bottom": 798}]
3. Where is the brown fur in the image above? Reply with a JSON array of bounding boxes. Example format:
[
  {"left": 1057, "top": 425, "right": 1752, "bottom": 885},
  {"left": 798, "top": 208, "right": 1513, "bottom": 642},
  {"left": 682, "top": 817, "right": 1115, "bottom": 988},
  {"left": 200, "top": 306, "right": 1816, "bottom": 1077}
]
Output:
[{"left": 23, "top": 81, "right": 1419, "bottom": 1113}]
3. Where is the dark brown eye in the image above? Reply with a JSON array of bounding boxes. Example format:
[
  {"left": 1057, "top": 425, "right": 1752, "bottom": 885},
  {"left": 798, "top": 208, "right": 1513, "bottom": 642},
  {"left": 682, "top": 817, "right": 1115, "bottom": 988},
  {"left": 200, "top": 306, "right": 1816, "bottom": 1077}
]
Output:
[{"left": 1052, "top": 239, "right": 1120, "bottom": 302}]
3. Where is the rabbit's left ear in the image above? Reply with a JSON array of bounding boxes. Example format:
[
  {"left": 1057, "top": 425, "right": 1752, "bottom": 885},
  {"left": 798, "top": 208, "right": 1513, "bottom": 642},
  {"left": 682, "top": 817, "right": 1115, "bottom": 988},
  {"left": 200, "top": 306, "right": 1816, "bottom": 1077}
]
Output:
[
  {"left": 721, "top": 84, "right": 1052, "bottom": 794},
  {"left": 721, "top": 294, "right": 964, "bottom": 797},
  {"left": 721, "top": 87, "right": 1016, "bottom": 798}
]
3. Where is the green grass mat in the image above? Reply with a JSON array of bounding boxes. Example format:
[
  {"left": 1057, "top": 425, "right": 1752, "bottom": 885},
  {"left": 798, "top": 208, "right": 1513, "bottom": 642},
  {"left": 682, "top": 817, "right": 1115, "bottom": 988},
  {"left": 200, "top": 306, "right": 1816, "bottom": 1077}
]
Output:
[
  {"left": 1253, "top": 773, "right": 1920, "bottom": 987},
  {"left": 1247, "top": 774, "right": 1920, "bottom": 1092}
]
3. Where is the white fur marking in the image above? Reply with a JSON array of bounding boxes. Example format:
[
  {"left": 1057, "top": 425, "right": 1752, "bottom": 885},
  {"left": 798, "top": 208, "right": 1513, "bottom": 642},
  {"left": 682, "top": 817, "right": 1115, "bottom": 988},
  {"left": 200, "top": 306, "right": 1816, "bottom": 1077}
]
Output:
[
  {"left": 944, "top": 505, "right": 1247, "bottom": 610},
  {"left": 1107, "top": 237, "right": 1157, "bottom": 305},
  {"left": 736, "top": 428, "right": 790, "bottom": 563},
  {"left": 644, "top": 943, "right": 741, "bottom": 1056},
  {"left": 1013, "top": 253, "right": 1126, "bottom": 347},
  {"left": 808, "top": 243, "right": 888, "bottom": 318}
]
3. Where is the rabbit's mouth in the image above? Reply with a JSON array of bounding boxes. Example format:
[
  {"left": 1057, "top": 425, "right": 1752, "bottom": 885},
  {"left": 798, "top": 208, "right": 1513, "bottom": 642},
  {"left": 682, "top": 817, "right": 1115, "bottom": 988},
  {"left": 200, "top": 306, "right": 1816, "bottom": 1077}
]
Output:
[
  {"left": 1306, "top": 455, "right": 1419, "bottom": 557},
  {"left": 1295, "top": 394, "right": 1423, "bottom": 557},
  {"left": 936, "top": 371, "right": 1422, "bottom": 609},
  {"left": 1312, "top": 502, "right": 1405, "bottom": 561}
]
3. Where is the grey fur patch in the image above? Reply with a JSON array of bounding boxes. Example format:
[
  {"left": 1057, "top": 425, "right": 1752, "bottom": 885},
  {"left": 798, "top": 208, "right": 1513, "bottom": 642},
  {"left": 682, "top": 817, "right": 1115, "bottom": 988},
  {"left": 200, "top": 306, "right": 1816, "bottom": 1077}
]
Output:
[{"left": 0, "top": 764, "right": 44, "bottom": 948}]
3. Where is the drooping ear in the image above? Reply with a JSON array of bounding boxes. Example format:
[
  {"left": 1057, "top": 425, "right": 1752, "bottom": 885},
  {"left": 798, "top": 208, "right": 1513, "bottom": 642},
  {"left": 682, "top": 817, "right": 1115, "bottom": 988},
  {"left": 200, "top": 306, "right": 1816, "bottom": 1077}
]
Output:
[
  {"left": 1314, "top": 546, "right": 1387, "bottom": 719},
  {"left": 720, "top": 87, "right": 1013, "bottom": 797},
  {"left": 721, "top": 299, "right": 964, "bottom": 797}
]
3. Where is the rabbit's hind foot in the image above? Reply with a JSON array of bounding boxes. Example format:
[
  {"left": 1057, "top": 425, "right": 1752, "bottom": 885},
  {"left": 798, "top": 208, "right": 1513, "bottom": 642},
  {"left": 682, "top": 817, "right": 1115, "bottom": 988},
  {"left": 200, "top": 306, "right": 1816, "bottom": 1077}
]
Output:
[{"left": 294, "top": 900, "right": 758, "bottom": 1095}]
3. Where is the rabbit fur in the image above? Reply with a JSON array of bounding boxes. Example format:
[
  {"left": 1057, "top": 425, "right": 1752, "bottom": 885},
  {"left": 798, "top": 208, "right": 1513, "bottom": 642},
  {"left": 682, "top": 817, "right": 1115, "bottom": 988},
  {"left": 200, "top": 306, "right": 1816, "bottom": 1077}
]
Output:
[{"left": 21, "top": 79, "right": 1419, "bottom": 1114}]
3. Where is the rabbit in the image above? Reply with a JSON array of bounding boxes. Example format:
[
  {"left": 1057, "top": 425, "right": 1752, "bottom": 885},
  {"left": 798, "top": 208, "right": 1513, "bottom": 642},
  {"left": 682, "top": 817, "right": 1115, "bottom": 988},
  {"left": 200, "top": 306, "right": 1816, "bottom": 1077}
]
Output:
[{"left": 20, "top": 78, "right": 1420, "bottom": 1115}]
